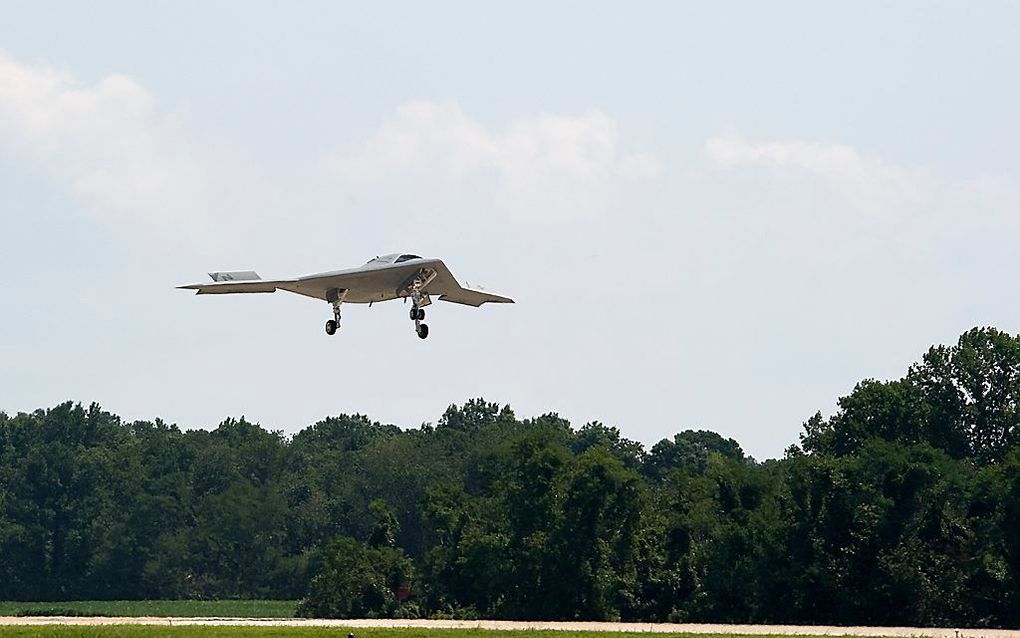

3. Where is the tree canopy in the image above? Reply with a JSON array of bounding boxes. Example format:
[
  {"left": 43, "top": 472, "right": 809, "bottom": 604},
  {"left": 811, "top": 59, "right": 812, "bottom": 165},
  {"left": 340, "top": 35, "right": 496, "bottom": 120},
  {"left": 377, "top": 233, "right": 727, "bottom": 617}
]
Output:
[{"left": 2, "top": 327, "right": 1020, "bottom": 626}]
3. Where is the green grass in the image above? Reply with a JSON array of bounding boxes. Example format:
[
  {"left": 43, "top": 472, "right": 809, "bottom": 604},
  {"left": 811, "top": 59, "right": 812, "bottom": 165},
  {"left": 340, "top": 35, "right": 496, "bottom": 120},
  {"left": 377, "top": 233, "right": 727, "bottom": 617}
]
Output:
[
  {"left": 0, "top": 601, "right": 297, "bottom": 618},
  {"left": 0, "top": 629, "right": 761, "bottom": 638}
]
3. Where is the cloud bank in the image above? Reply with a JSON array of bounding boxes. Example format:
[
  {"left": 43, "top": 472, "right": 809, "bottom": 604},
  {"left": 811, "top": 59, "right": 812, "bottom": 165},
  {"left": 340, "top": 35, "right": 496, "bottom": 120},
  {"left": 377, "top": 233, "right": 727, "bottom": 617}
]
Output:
[
  {"left": 323, "top": 100, "right": 662, "bottom": 223},
  {"left": 705, "top": 133, "right": 928, "bottom": 219},
  {"left": 0, "top": 52, "right": 249, "bottom": 232},
  {"left": 701, "top": 131, "right": 1020, "bottom": 271}
]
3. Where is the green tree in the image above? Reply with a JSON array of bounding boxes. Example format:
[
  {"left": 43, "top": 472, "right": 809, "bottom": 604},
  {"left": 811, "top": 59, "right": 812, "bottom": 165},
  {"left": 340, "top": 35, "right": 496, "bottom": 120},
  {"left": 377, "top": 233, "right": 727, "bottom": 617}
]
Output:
[
  {"left": 572, "top": 421, "right": 645, "bottom": 471},
  {"left": 551, "top": 448, "right": 644, "bottom": 620},
  {"left": 297, "top": 536, "right": 416, "bottom": 618},
  {"left": 910, "top": 327, "right": 1020, "bottom": 462},
  {"left": 800, "top": 379, "right": 928, "bottom": 456},
  {"left": 644, "top": 430, "right": 746, "bottom": 480}
]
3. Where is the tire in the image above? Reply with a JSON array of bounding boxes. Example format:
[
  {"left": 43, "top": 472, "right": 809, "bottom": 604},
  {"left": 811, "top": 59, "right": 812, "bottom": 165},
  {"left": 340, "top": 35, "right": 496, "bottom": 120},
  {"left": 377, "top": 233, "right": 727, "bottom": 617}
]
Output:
[
  {"left": 417, "top": 309, "right": 426, "bottom": 320},
  {"left": 417, "top": 323, "right": 429, "bottom": 339},
  {"left": 410, "top": 308, "right": 418, "bottom": 320},
  {"left": 325, "top": 319, "right": 337, "bottom": 335}
]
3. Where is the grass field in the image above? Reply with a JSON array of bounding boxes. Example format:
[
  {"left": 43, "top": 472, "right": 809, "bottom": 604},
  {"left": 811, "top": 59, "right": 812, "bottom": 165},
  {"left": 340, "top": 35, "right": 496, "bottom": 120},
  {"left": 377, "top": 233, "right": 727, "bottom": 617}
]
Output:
[{"left": 0, "top": 601, "right": 298, "bottom": 618}]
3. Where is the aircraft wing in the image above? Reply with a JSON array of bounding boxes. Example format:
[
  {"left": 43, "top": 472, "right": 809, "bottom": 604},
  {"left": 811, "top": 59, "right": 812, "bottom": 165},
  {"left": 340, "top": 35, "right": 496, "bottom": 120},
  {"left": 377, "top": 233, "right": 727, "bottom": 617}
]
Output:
[
  {"left": 177, "top": 271, "right": 292, "bottom": 294},
  {"left": 436, "top": 288, "right": 514, "bottom": 306},
  {"left": 428, "top": 261, "right": 514, "bottom": 306},
  {"left": 433, "top": 281, "right": 514, "bottom": 306}
]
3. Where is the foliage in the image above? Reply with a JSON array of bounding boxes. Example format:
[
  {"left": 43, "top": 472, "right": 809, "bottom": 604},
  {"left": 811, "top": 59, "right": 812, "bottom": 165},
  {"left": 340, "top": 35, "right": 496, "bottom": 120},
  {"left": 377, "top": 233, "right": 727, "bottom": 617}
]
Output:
[
  {"left": 4, "top": 327, "right": 1020, "bottom": 625},
  {"left": 295, "top": 536, "right": 416, "bottom": 618}
]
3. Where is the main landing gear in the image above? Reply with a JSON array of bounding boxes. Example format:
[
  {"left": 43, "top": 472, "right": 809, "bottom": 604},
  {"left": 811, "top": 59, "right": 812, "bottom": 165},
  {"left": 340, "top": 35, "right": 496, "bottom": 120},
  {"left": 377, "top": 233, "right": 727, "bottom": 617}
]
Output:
[
  {"left": 322, "top": 281, "right": 433, "bottom": 340},
  {"left": 411, "top": 304, "right": 428, "bottom": 339},
  {"left": 405, "top": 269, "right": 434, "bottom": 339}
]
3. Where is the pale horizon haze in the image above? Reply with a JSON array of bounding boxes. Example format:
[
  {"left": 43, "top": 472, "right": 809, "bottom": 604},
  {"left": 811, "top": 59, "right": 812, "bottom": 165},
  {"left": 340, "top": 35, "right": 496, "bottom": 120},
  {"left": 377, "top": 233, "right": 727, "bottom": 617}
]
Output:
[{"left": 2, "top": 2, "right": 1019, "bottom": 459}]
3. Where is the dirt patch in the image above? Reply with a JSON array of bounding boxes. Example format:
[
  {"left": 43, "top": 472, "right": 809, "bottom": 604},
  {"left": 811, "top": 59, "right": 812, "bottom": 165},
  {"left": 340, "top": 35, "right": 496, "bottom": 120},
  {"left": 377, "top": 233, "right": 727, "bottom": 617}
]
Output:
[{"left": 0, "top": 617, "right": 1016, "bottom": 638}]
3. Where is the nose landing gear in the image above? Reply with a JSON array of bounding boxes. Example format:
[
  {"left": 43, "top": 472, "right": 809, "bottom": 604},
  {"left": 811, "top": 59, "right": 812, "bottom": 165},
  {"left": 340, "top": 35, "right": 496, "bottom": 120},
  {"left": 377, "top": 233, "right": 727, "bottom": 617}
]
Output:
[
  {"left": 325, "top": 305, "right": 341, "bottom": 335},
  {"left": 325, "top": 288, "right": 345, "bottom": 336}
]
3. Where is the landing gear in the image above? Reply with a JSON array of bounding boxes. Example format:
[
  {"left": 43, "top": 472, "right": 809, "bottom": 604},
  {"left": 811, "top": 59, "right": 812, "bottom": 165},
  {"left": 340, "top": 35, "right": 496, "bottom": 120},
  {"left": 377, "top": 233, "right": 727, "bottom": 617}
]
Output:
[
  {"left": 325, "top": 307, "right": 341, "bottom": 335},
  {"left": 401, "top": 269, "right": 437, "bottom": 340},
  {"left": 325, "top": 288, "right": 345, "bottom": 336},
  {"left": 410, "top": 302, "right": 429, "bottom": 339}
]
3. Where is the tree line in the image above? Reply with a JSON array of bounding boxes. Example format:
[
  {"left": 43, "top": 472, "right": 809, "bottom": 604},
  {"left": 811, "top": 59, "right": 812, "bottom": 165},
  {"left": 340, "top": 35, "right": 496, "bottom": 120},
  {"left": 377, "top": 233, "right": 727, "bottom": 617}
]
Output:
[{"left": 2, "top": 327, "right": 1020, "bottom": 626}]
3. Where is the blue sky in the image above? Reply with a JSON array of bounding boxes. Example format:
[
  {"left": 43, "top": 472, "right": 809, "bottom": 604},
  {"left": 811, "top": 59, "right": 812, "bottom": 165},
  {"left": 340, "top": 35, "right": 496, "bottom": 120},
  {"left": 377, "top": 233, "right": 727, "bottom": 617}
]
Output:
[{"left": 2, "top": 2, "right": 1018, "bottom": 459}]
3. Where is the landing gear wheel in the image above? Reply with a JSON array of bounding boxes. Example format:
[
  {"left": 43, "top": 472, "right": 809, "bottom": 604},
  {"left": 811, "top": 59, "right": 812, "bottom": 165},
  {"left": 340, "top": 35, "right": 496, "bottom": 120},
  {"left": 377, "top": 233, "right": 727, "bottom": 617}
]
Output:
[
  {"left": 417, "top": 308, "right": 425, "bottom": 320},
  {"left": 325, "top": 319, "right": 338, "bottom": 335},
  {"left": 416, "top": 323, "right": 429, "bottom": 339},
  {"left": 410, "top": 307, "right": 418, "bottom": 320}
]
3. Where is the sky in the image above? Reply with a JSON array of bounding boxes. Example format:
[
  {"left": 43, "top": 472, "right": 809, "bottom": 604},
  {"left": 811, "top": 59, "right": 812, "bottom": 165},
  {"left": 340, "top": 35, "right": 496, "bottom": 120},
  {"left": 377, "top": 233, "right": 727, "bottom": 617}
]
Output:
[{"left": 1, "top": 1, "right": 1019, "bottom": 460}]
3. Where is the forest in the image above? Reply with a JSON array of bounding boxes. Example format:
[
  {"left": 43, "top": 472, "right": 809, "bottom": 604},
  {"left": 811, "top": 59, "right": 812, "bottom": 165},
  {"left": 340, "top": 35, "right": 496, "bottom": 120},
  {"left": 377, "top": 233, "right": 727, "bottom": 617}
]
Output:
[{"left": 2, "top": 327, "right": 1019, "bottom": 627}]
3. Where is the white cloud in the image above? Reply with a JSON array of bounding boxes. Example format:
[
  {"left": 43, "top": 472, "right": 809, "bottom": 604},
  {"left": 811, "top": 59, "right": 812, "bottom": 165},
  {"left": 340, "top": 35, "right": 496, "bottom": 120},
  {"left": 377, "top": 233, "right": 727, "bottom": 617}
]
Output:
[
  {"left": 0, "top": 52, "right": 250, "bottom": 232},
  {"left": 700, "top": 131, "right": 1020, "bottom": 269},
  {"left": 705, "top": 133, "right": 928, "bottom": 218},
  {"left": 323, "top": 100, "right": 662, "bottom": 223}
]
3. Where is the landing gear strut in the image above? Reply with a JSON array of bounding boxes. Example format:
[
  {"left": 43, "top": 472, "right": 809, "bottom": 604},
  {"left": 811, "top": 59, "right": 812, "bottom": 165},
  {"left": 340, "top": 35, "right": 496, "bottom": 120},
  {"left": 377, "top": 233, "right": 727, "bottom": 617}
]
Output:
[
  {"left": 325, "top": 288, "right": 345, "bottom": 336},
  {"left": 325, "top": 305, "right": 341, "bottom": 335},
  {"left": 410, "top": 289, "right": 429, "bottom": 339},
  {"left": 411, "top": 303, "right": 429, "bottom": 339},
  {"left": 401, "top": 268, "right": 436, "bottom": 340},
  {"left": 325, "top": 311, "right": 340, "bottom": 335}
]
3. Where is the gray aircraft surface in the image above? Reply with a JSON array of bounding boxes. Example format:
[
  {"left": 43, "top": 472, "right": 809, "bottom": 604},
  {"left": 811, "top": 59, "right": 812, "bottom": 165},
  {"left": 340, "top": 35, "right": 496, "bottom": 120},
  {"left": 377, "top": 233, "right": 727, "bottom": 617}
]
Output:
[{"left": 178, "top": 253, "right": 513, "bottom": 339}]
